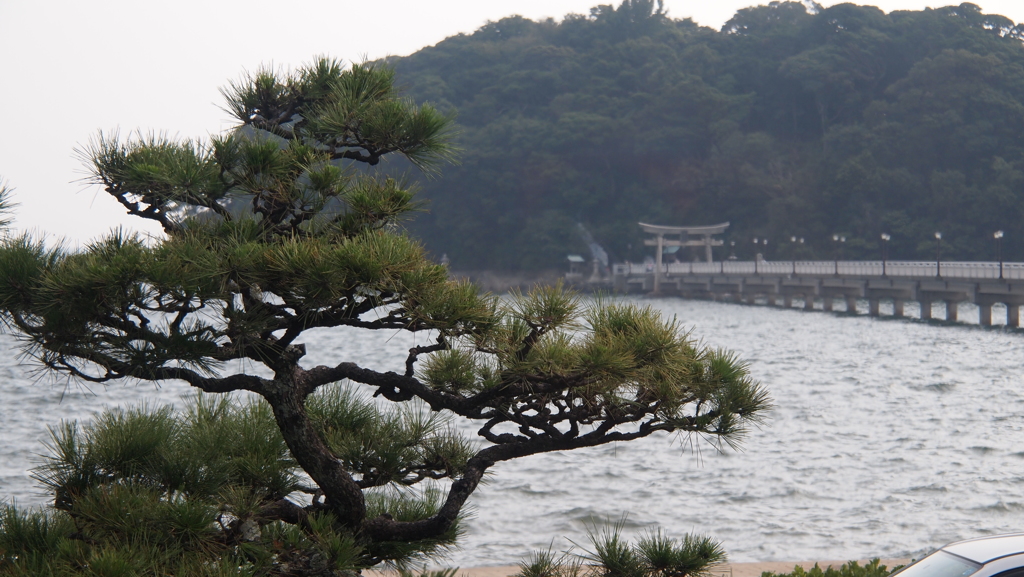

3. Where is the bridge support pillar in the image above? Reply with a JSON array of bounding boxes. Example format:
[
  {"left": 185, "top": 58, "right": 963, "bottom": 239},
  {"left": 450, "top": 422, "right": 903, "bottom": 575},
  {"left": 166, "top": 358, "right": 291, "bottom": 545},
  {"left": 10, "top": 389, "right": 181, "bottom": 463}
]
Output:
[
  {"left": 845, "top": 296, "right": 858, "bottom": 313},
  {"left": 783, "top": 295, "right": 793, "bottom": 308},
  {"left": 1009, "top": 305, "right": 1021, "bottom": 327},
  {"left": 979, "top": 303, "right": 993, "bottom": 326},
  {"left": 804, "top": 296, "right": 815, "bottom": 310},
  {"left": 868, "top": 299, "right": 880, "bottom": 317},
  {"left": 920, "top": 301, "right": 932, "bottom": 320},
  {"left": 893, "top": 300, "right": 905, "bottom": 317},
  {"left": 945, "top": 301, "right": 958, "bottom": 322},
  {"left": 823, "top": 297, "right": 833, "bottom": 312}
]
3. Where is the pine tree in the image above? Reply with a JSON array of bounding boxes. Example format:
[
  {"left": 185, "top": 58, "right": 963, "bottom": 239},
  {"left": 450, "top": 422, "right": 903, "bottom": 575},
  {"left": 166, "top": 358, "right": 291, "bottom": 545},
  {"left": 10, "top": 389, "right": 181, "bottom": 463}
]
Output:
[{"left": 0, "top": 58, "right": 769, "bottom": 575}]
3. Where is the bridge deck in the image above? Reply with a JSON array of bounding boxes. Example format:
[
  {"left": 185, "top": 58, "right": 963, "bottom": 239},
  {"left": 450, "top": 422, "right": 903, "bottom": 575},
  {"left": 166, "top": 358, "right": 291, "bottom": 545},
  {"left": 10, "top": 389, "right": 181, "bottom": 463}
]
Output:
[
  {"left": 614, "top": 260, "right": 1024, "bottom": 280},
  {"left": 605, "top": 260, "right": 1024, "bottom": 327}
]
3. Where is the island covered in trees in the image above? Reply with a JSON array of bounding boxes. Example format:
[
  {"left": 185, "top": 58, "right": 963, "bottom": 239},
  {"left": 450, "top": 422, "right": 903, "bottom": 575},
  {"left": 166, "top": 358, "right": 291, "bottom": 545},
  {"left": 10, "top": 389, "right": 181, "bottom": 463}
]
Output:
[{"left": 387, "top": 1, "right": 1024, "bottom": 269}]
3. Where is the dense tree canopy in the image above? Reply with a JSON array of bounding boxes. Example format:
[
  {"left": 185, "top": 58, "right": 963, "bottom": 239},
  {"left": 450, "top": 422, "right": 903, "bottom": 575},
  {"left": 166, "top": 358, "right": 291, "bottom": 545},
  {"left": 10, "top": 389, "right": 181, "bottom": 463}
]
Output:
[
  {"left": 387, "top": 1, "right": 1024, "bottom": 268},
  {"left": 0, "top": 58, "right": 768, "bottom": 575}
]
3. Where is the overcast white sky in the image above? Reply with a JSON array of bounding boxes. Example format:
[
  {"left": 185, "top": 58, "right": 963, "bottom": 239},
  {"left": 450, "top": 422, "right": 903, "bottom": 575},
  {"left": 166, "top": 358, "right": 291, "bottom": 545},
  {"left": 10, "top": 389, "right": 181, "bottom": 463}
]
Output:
[{"left": 2, "top": 0, "right": 1023, "bottom": 244}]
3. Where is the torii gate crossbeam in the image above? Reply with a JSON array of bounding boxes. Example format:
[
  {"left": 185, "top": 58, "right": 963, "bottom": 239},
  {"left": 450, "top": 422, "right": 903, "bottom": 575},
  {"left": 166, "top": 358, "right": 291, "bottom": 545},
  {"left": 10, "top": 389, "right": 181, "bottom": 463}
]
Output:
[{"left": 639, "top": 221, "right": 730, "bottom": 294}]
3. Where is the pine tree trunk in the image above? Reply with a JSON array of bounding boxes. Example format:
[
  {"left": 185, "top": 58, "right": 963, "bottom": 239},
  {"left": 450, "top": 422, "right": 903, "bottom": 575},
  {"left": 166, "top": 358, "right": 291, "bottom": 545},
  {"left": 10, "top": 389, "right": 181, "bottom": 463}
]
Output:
[{"left": 263, "top": 377, "right": 367, "bottom": 530}]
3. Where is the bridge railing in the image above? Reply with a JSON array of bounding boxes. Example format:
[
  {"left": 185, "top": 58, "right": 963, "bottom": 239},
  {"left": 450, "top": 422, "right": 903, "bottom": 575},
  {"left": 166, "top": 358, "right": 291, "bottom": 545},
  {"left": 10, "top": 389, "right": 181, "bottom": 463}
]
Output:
[{"left": 612, "top": 261, "right": 1024, "bottom": 280}]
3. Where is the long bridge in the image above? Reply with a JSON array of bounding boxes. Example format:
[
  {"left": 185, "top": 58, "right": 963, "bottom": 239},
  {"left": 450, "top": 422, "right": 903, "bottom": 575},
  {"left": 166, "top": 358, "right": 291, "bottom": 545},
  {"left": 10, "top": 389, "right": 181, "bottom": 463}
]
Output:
[{"left": 608, "top": 260, "right": 1024, "bottom": 327}]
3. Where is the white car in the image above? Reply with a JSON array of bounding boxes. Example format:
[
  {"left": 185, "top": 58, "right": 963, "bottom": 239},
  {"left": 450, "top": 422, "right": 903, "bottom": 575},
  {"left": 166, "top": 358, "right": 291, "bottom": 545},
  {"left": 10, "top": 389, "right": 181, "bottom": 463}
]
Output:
[{"left": 893, "top": 534, "right": 1024, "bottom": 577}]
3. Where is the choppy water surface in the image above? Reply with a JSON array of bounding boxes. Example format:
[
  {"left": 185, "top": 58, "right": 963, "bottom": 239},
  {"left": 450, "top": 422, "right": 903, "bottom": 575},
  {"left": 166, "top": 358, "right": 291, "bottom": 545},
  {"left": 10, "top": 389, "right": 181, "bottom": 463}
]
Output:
[{"left": 2, "top": 298, "right": 1023, "bottom": 566}]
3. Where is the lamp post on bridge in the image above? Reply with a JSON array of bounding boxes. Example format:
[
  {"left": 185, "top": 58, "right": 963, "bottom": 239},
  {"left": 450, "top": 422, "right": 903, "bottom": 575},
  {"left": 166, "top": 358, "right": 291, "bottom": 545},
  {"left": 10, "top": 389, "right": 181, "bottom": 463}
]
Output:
[
  {"left": 791, "top": 236, "right": 796, "bottom": 274},
  {"left": 995, "top": 230, "right": 1004, "bottom": 279},
  {"left": 753, "top": 237, "right": 759, "bottom": 274},
  {"left": 935, "top": 231, "right": 942, "bottom": 278},
  {"left": 790, "top": 236, "right": 804, "bottom": 275},
  {"left": 881, "top": 233, "right": 891, "bottom": 277},
  {"left": 833, "top": 234, "right": 845, "bottom": 276}
]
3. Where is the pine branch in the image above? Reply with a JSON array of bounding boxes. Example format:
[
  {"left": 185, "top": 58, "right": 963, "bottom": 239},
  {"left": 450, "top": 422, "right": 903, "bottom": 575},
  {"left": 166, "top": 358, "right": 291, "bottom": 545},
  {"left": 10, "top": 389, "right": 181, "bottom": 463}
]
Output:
[
  {"left": 405, "top": 335, "right": 448, "bottom": 378},
  {"left": 103, "top": 184, "right": 183, "bottom": 235},
  {"left": 359, "top": 421, "right": 670, "bottom": 543}
]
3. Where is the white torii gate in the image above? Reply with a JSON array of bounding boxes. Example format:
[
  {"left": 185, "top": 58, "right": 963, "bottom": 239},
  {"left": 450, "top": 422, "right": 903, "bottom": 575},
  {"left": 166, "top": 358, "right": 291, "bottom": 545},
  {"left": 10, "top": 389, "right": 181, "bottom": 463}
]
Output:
[{"left": 640, "top": 221, "right": 730, "bottom": 294}]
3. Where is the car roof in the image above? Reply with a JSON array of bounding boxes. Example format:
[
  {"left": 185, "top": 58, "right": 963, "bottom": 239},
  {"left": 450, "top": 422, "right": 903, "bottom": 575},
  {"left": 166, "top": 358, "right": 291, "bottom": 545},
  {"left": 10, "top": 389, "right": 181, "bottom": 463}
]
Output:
[{"left": 943, "top": 534, "right": 1024, "bottom": 563}]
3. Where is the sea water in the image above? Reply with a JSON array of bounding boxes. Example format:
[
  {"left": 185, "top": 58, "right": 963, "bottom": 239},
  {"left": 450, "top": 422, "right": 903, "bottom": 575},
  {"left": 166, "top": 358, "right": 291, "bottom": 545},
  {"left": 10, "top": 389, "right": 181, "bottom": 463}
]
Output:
[{"left": 1, "top": 298, "right": 1023, "bottom": 566}]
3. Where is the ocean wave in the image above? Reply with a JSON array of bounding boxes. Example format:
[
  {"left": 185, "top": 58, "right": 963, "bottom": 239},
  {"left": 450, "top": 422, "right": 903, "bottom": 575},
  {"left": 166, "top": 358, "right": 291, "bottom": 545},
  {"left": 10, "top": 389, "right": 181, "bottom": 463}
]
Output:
[{"left": 970, "top": 501, "right": 1024, "bottom": 513}]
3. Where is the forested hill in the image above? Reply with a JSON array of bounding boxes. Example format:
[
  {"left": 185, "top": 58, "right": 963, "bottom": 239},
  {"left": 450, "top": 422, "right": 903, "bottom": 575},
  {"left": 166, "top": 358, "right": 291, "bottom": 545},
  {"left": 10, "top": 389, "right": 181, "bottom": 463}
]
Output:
[{"left": 386, "top": 1, "right": 1024, "bottom": 270}]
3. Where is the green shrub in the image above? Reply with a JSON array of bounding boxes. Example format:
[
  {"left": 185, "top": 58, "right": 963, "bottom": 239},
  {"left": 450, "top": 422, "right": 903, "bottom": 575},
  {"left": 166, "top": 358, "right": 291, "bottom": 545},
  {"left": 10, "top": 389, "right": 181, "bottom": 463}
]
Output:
[
  {"left": 515, "top": 525, "right": 727, "bottom": 577},
  {"left": 761, "top": 559, "right": 901, "bottom": 577}
]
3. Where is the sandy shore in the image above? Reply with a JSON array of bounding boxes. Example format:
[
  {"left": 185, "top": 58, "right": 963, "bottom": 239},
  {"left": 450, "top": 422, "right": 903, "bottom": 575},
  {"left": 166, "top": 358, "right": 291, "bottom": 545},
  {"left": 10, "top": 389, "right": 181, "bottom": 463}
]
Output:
[{"left": 370, "top": 559, "right": 910, "bottom": 577}]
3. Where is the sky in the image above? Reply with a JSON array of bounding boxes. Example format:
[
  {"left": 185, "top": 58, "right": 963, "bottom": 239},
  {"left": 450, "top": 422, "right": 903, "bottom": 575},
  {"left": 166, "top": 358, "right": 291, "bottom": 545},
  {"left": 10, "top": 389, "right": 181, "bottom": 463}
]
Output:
[{"left": 3, "top": 0, "right": 1024, "bottom": 245}]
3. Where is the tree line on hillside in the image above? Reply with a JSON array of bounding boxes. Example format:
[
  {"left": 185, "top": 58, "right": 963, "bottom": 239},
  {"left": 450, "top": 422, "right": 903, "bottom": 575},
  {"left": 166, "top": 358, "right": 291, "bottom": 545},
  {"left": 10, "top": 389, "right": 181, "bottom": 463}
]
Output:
[{"left": 387, "top": 0, "right": 1024, "bottom": 270}]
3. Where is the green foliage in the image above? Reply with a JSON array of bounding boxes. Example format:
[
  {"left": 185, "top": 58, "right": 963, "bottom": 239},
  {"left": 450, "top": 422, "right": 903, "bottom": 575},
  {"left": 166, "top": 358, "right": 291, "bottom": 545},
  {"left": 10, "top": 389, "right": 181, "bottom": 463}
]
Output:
[
  {"left": 33, "top": 396, "right": 297, "bottom": 508},
  {"left": 388, "top": 1, "right": 1024, "bottom": 268},
  {"left": 364, "top": 485, "right": 464, "bottom": 567},
  {"left": 0, "top": 505, "right": 77, "bottom": 569},
  {"left": 0, "top": 492, "right": 244, "bottom": 576},
  {"left": 517, "top": 545, "right": 587, "bottom": 577},
  {"left": 307, "top": 387, "right": 475, "bottom": 487},
  {"left": 0, "top": 181, "right": 17, "bottom": 230},
  {"left": 419, "top": 289, "right": 770, "bottom": 448},
  {"left": 588, "top": 525, "right": 645, "bottom": 577},
  {"left": 514, "top": 525, "right": 727, "bottom": 577},
  {"left": 1, "top": 392, "right": 465, "bottom": 575},
  {"left": 221, "top": 59, "right": 456, "bottom": 172},
  {"left": 761, "top": 559, "right": 898, "bottom": 577},
  {"left": 636, "top": 531, "right": 727, "bottom": 577}
]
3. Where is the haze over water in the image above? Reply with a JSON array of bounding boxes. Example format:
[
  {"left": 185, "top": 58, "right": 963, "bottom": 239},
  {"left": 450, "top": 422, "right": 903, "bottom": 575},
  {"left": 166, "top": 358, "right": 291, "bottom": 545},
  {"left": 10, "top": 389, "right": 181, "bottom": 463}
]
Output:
[{"left": 1, "top": 297, "right": 1023, "bottom": 566}]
